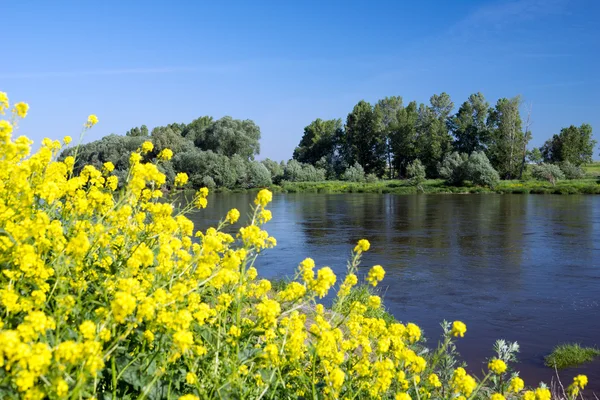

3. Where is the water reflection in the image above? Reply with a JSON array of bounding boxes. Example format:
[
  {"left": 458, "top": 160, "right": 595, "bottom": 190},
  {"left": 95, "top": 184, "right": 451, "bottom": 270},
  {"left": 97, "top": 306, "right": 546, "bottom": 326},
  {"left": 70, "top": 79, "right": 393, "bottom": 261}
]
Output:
[{"left": 188, "top": 193, "right": 600, "bottom": 392}]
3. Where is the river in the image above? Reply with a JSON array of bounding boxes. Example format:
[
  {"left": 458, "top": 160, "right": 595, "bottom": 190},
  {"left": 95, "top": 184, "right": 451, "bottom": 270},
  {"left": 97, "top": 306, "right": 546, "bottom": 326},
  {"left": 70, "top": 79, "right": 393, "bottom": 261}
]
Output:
[{"left": 188, "top": 192, "right": 600, "bottom": 392}]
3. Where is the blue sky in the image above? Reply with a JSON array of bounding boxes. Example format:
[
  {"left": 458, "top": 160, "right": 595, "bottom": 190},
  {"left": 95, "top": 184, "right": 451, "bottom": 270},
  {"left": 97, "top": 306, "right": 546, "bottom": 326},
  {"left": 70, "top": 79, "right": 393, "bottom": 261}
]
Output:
[{"left": 2, "top": 0, "right": 599, "bottom": 160}]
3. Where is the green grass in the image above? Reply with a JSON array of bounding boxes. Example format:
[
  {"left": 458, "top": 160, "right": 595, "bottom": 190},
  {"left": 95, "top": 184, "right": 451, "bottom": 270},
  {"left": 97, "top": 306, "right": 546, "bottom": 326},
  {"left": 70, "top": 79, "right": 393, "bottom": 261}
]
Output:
[
  {"left": 274, "top": 177, "right": 600, "bottom": 195},
  {"left": 582, "top": 162, "right": 600, "bottom": 177},
  {"left": 544, "top": 343, "right": 600, "bottom": 369}
]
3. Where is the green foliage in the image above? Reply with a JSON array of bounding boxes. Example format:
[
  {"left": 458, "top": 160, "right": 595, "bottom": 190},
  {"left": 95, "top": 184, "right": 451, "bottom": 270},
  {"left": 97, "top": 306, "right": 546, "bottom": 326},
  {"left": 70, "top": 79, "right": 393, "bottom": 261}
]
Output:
[
  {"left": 374, "top": 96, "right": 403, "bottom": 178},
  {"left": 449, "top": 92, "right": 490, "bottom": 154},
  {"left": 559, "top": 161, "right": 585, "bottom": 179},
  {"left": 527, "top": 148, "right": 542, "bottom": 164},
  {"left": 438, "top": 152, "right": 499, "bottom": 187},
  {"left": 365, "top": 173, "right": 379, "bottom": 183},
  {"left": 244, "top": 161, "right": 272, "bottom": 188},
  {"left": 199, "top": 116, "right": 261, "bottom": 159},
  {"left": 283, "top": 159, "right": 327, "bottom": 182},
  {"left": 341, "top": 162, "right": 366, "bottom": 182},
  {"left": 545, "top": 343, "right": 600, "bottom": 369},
  {"left": 463, "top": 151, "right": 500, "bottom": 188},
  {"left": 406, "top": 159, "right": 426, "bottom": 188},
  {"left": 417, "top": 93, "right": 455, "bottom": 177},
  {"left": 486, "top": 96, "right": 529, "bottom": 179},
  {"left": 125, "top": 124, "right": 149, "bottom": 137},
  {"left": 531, "top": 163, "right": 565, "bottom": 185},
  {"left": 342, "top": 100, "right": 386, "bottom": 176},
  {"left": 390, "top": 101, "right": 419, "bottom": 177},
  {"left": 261, "top": 158, "right": 285, "bottom": 183},
  {"left": 438, "top": 152, "right": 468, "bottom": 185},
  {"left": 293, "top": 118, "right": 342, "bottom": 165},
  {"left": 541, "top": 124, "right": 596, "bottom": 166}
]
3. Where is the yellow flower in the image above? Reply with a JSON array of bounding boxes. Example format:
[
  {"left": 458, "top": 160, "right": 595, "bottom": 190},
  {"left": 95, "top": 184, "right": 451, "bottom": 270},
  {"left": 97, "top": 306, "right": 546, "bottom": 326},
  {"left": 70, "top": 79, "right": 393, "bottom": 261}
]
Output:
[
  {"left": 103, "top": 161, "right": 115, "bottom": 172},
  {"left": 56, "top": 379, "right": 69, "bottom": 396},
  {"left": 185, "top": 372, "right": 198, "bottom": 385},
  {"left": 228, "top": 325, "right": 241, "bottom": 337},
  {"left": 568, "top": 374, "right": 588, "bottom": 396},
  {"left": 368, "top": 295, "right": 381, "bottom": 309},
  {"left": 63, "top": 135, "right": 72, "bottom": 144},
  {"left": 490, "top": 394, "right": 505, "bottom": 400},
  {"left": 366, "top": 265, "right": 385, "bottom": 286},
  {"left": 573, "top": 374, "right": 588, "bottom": 389},
  {"left": 79, "top": 320, "right": 96, "bottom": 340},
  {"left": 178, "top": 396, "right": 199, "bottom": 400},
  {"left": 86, "top": 114, "right": 99, "bottom": 128},
  {"left": 428, "top": 373, "right": 441, "bottom": 388},
  {"left": 523, "top": 390, "right": 536, "bottom": 400},
  {"left": 406, "top": 323, "right": 421, "bottom": 343},
  {"left": 354, "top": 239, "right": 370, "bottom": 253},
  {"left": 255, "top": 189, "right": 272, "bottom": 207},
  {"left": 14, "top": 102, "right": 29, "bottom": 118},
  {"left": 395, "top": 393, "right": 411, "bottom": 400},
  {"left": 174, "top": 172, "right": 189, "bottom": 187},
  {"left": 535, "top": 387, "right": 551, "bottom": 400},
  {"left": 226, "top": 208, "right": 241, "bottom": 224},
  {"left": 0, "top": 120, "right": 13, "bottom": 138},
  {"left": 508, "top": 377, "right": 524, "bottom": 393},
  {"left": 451, "top": 321, "right": 467, "bottom": 337},
  {"left": 488, "top": 358, "right": 507, "bottom": 374},
  {"left": 141, "top": 141, "right": 154, "bottom": 153},
  {"left": 0, "top": 91, "right": 8, "bottom": 113},
  {"left": 158, "top": 148, "right": 173, "bottom": 160}
]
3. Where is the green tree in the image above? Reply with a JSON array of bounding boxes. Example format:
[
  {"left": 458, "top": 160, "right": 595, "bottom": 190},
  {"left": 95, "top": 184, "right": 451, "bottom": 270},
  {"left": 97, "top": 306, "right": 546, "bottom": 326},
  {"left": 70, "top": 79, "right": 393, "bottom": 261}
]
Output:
[
  {"left": 374, "top": 96, "right": 403, "bottom": 178},
  {"left": 528, "top": 148, "right": 543, "bottom": 164},
  {"left": 198, "top": 116, "right": 261, "bottom": 160},
  {"left": 342, "top": 100, "right": 386, "bottom": 176},
  {"left": 486, "top": 96, "right": 528, "bottom": 179},
  {"left": 540, "top": 124, "right": 596, "bottom": 166},
  {"left": 293, "top": 118, "right": 342, "bottom": 165},
  {"left": 125, "top": 125, "right": 149, "bottom": 137},
  {"left": 261, "top": 159, "right": 284, "bottom": 183},
  {"left": 390, "top": 101, "right": 419, "bottom": 177},
  {"left": 449, "top": 92, "right": 490, "bottom": 154},
  {"left": 151, "top": 126, "right": 194, "bottom": 154},
  {"left": 182, "top": 116, "right": 214, "bottom": 143},
  {"left": 416, "top": 93, "right": 454, "bottom": 177}
]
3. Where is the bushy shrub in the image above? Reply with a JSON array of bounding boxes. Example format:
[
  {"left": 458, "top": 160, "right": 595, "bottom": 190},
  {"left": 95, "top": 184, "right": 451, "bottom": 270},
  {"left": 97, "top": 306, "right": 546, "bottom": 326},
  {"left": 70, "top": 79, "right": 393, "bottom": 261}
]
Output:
[
  {"left": 244, "top": 160, "right": 272, "bottom": 188},
  {"left": 560, "top": 161, "right": 585, "bottom": 180},
  {"left": 365, "top": 173, "right": 379, "bottom": 183},
  {"left": 463, "top": 151, "right": 500, "bottom": 188},
  {"left": 406, "top": 159, "right": 426, "bottom": 189},
  {"left": 261, "top": 158, "right": 284, "bottom": 184},
  {"left": 341, "top": 162, "right": 366, "bottom": 182},
  {"left": 532, "top": 163, "right": 565, "bottom": 185},
  {"left": 0, "top": 94, "right": 589, "bottom": 399},
  {"left": 283, "top": 159, "right": 326, "bottom": 182},
  {"left": 202, "top": 175, "right": 217, "bottom": 189},
  {"left": 438, "top": 152, "right": 499, "bottom": 187},
  {"left": 438, "top": 152, "right": 467, "bottom": 185}
]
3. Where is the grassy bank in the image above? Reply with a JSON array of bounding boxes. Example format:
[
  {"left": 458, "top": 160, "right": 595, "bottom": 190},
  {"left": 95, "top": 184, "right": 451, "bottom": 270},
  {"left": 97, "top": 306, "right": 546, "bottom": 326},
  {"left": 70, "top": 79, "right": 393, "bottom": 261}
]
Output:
[
  {"left": 545, "top": 343, "right": 600, "bottom": 369},
  {"left": 274, "top": 178, "right": 600, "bottom": 195}
]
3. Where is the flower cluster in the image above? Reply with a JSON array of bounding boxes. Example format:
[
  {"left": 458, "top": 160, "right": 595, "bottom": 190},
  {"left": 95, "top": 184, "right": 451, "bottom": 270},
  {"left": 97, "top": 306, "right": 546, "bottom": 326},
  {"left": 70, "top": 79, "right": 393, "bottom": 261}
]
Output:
[{"left": 0, "top": 92, "right": 589, "bottom": 399}]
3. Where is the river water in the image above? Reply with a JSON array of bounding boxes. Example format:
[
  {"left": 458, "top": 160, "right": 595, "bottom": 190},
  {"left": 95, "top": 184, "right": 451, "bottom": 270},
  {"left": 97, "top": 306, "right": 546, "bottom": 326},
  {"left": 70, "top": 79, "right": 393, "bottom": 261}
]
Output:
[{"left": 188, "top": 193, "right": 600, "bottom": 392}]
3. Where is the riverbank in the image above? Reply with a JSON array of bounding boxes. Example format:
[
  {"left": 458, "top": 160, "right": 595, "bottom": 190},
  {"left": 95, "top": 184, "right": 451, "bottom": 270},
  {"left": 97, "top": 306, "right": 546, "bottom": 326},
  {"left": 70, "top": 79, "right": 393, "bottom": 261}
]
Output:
[{"left": 273, "top": 178, "right": 600, "bottom": 195}]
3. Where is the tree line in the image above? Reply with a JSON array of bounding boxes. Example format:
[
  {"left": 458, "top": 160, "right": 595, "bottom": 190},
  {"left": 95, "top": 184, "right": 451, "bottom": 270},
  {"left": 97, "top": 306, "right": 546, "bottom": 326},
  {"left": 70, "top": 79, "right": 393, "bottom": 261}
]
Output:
[
  {"left": 293, "top": 93, "right": 596, "bottom": 184},
  {"left": 61, "top": 92, "right": 596, "bottom": 190}
]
